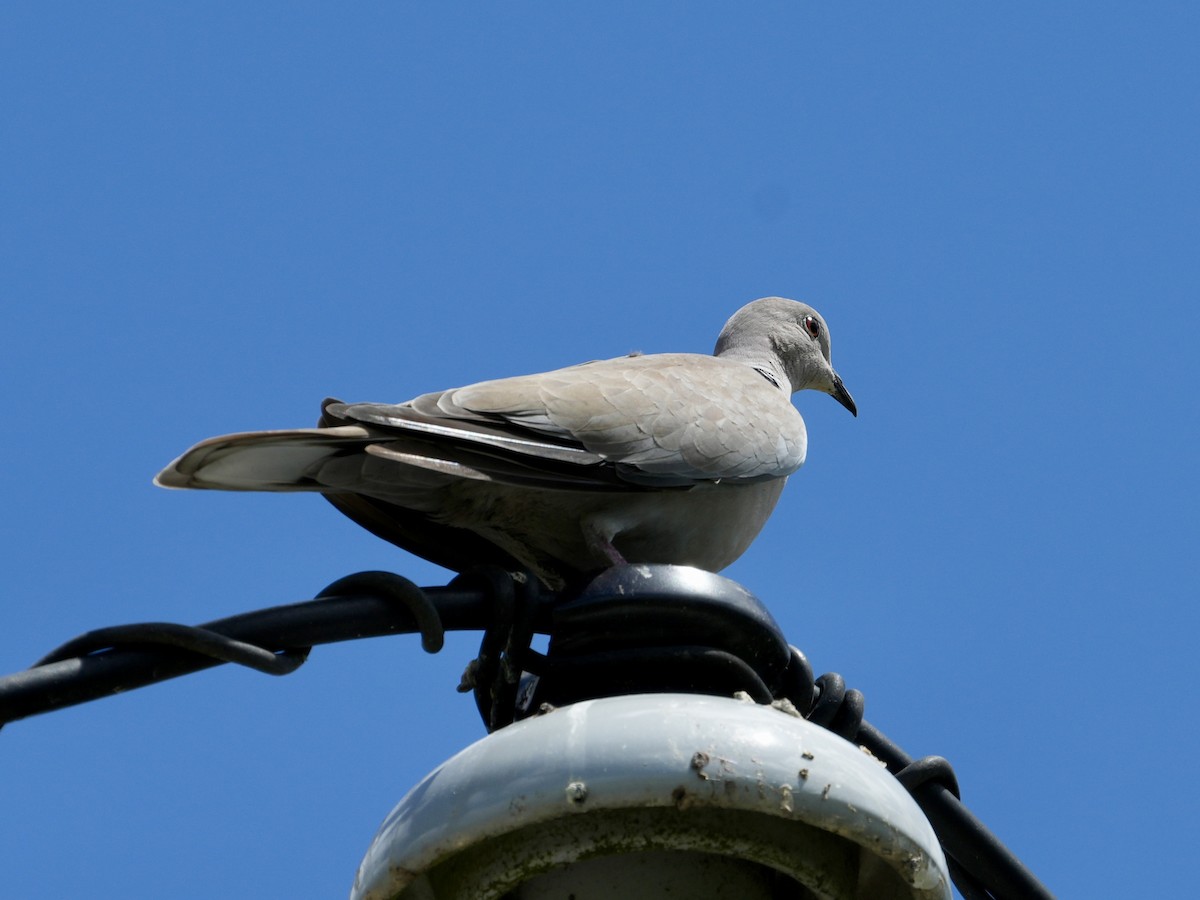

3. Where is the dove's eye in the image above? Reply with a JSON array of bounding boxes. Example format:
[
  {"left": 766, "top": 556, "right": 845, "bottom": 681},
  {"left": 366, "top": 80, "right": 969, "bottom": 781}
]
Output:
[{"left": 803, "top": 316, "right": 821, "bottom": 339}]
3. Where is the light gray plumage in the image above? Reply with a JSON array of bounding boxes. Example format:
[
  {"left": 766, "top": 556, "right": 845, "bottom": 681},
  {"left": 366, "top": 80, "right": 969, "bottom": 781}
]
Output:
[{"left": 156, "top": 297, "right": 856, "bottom": 588}]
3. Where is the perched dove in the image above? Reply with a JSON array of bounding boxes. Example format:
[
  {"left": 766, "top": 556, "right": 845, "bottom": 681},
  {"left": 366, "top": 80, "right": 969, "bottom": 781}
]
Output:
[{"left": 156, "top": 297, "right": 856, "bottom": 588}]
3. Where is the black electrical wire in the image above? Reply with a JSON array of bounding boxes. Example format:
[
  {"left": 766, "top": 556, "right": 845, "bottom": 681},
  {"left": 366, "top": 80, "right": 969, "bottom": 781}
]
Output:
[
  {"left": 776, "top": 650, "right": 1053, "bottom": 900},
  {"left": 0, "top": 573, "right": 529, "bottom": 726},
  {"left": 35, "top": 622, "right": 310, "bottom": 675},
  {"left": 0, "top": 566, "right": 1053, "bottom": 899},
  {"left": 858, "top": 723, "right": 1051, "bottom": 899}
]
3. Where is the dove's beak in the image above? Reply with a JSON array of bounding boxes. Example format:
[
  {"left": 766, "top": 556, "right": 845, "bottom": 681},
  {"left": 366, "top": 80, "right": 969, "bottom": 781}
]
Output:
[{"left": 830, "top": 374, "right": 857, "bottom": 417}]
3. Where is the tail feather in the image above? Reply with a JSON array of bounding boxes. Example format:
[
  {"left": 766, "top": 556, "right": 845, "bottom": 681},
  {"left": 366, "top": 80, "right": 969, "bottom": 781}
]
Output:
[{"left": 154, "top": 426, "right": 371, "bottom": 491}]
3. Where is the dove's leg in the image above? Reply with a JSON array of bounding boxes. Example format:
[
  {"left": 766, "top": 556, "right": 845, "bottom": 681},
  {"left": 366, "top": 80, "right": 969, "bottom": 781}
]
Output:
[
  {"left": 582, "top": 519, "right": 628, "bottom": 567},
  {"left": 597, "top": 540, "right": 628, "bottom": 566}
]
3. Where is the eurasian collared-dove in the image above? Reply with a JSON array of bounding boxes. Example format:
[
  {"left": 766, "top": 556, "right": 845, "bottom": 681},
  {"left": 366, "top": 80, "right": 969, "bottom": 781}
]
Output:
[{"left": 156, "top": 297, "right": 856, "bottom": 588}]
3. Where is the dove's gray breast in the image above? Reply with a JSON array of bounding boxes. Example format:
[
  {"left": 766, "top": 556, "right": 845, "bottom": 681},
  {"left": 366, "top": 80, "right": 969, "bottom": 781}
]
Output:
[{"left": 430, "top": 475, "right": 788, "bottom": 585}]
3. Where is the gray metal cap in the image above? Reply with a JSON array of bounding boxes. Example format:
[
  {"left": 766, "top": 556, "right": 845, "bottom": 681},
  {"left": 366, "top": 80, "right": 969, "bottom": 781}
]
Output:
[{"left": 352, "top": 693, "right": 950, "bottom": 900}]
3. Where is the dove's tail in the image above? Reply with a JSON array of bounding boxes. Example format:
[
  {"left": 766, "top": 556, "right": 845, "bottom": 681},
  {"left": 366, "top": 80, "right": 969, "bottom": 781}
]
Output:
[{"left": 154, "top": 426, "right": 374, "bottom": 492}]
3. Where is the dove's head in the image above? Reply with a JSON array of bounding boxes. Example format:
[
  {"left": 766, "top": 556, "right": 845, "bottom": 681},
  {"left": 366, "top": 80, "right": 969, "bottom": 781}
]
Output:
[{"left": 715, "top": 297, "right": 857, "bottom": 416}]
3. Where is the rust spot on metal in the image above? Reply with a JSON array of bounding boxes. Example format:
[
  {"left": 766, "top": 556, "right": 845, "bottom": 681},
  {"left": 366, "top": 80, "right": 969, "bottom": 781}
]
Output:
[
  {"left": 671, "top": 785, "right": 694, "bottom": 809},
  {"left": 565, "top": 781, "right": 588, "bottom": 805}
]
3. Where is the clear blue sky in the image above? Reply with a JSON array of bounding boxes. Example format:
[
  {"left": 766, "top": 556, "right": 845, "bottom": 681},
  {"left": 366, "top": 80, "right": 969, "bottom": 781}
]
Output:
[{"left": 3, "top": 4, "right": 1196, "bottom": 897}]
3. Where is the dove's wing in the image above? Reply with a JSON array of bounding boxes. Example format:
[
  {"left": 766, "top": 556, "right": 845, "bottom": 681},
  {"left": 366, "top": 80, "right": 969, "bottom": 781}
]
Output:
[{"left": 330, "top": 353, "right": 806, "bottom": 490}]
